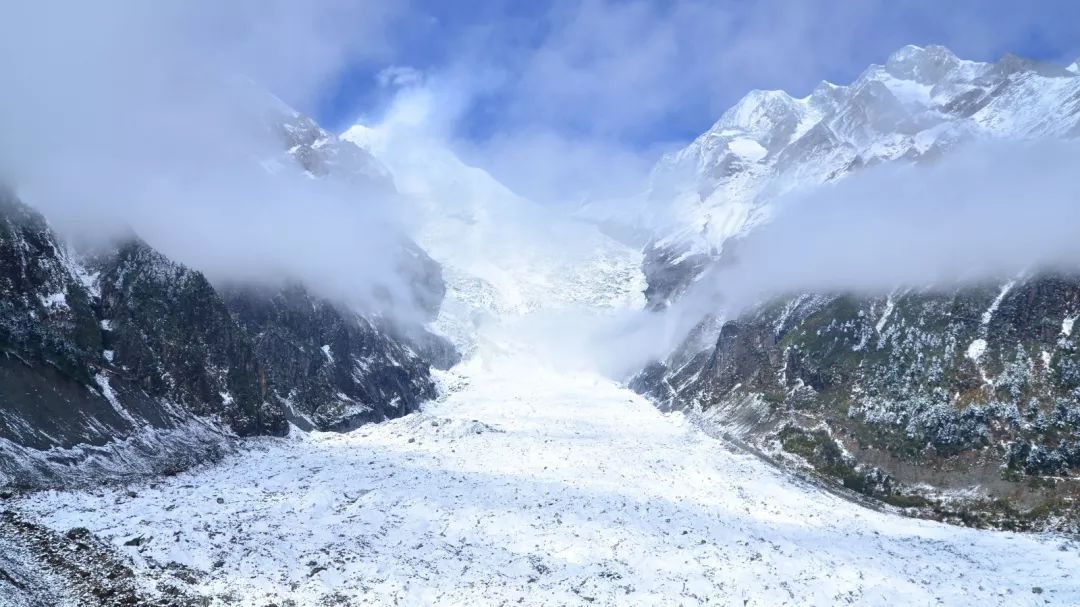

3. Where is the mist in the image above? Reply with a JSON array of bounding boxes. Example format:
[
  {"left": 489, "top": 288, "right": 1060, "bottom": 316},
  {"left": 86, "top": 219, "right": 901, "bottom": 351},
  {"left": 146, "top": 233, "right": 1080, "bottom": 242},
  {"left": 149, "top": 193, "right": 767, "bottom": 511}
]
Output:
[
  {"left": 695, "top": 139, "right": 1080, "bottom": 309},
  {"left": 0, "top": 1, "right": 426, "bottom": 313},
  {"left": 594, "top": 138, "right": 1080, "bottom": 376}
]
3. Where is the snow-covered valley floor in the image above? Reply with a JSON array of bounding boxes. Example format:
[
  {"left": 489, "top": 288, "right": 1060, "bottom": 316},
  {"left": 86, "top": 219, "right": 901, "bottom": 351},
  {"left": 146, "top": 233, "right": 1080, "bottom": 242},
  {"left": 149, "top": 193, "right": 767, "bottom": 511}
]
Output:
[{"left": 14, "top": 344, "right": 1080, "bottom": 606}]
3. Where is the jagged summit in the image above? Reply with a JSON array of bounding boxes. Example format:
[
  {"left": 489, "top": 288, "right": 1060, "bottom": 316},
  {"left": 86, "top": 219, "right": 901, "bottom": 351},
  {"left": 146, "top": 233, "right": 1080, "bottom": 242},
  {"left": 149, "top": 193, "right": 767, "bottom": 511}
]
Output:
[
  {"left": 582, "top": 44, "right": 1080, "bottom": 281},
  {"left": 883, "top": 44, "right": 963, "bottom": 82}
]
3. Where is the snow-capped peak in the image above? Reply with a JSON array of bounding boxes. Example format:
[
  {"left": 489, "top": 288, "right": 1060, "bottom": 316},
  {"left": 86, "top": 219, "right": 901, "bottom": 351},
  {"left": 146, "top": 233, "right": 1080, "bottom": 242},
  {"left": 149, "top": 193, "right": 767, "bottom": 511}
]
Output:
[
  {"left": 717, "top": 89, "right": 799, "bottom": 133},
  {"left": 340, "top": 123, "right": 384, "bottom": 154},
  {"left": 883, "top": 44, "right": 962, "bottom": 84},
  {"left": 594, "top": 44, "right": 1080, "bottom": 259}
]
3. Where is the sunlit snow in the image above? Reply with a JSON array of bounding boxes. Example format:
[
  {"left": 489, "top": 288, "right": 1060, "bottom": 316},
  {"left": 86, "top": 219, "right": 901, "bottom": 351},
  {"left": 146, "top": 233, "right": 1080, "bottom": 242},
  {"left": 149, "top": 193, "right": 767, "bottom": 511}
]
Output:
[{"left": 16, "top": 272, "right": 1080, "bottom": 606}]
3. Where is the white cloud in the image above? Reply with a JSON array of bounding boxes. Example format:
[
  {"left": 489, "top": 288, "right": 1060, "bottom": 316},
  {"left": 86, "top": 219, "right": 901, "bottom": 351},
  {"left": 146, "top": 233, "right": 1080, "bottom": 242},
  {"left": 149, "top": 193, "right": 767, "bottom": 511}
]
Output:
[
  {"left": 377, "top": 65, "right": 425, "bottom": 89},
  {"left": 0, "top": 0, "right": 427, "bottom": 313}
]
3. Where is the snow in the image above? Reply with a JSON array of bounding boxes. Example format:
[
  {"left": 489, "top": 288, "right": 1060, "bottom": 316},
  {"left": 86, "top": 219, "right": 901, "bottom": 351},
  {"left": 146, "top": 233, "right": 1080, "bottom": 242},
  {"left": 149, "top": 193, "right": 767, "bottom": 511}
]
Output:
[
  {"left": 875, "top": 293, "right": 895, "bottom": 333},
  {"left": 321, "top": 344, "right": 334, "bottom": 363},
  {"left": 607, "top": 45, "right": 1080, "bottom": 265},
  {"left": 342, "top": 119, "right": 646, "bottom": 355},
  {"left": 727, "top": 138, "right": 767, "bottom": 162},
  {"left": 981, "top": 281, "right": 1014, "bottom": 325},
  {"left": 875, "top": 70, "right": 934, "bottom": 106},
  {"left": 966, "top": 338, "right": 988, "bottom": 362},
  {"left": 13, "top": 290, "right": 1080, "bottom": 605},
  {"left": 1062, "top": 314, "right": 1076, "bottom": 337},
  {"left": 93, "top": 373, "right": 140, "bottom": 427},
  {"left": 17, "top": 312, "right": 1080, "bottom": 605},
  {"left": 38, "top": 291, "right": 67, "bottom": 309}
]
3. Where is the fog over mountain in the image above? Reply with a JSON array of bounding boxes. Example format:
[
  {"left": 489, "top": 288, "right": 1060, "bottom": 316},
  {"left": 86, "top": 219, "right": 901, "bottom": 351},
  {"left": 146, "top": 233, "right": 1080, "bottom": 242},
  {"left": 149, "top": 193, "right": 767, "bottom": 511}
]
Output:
[
  {"left": 693, "top": 139, "right": 1080, "bottom": 308},
  {"left": 0, "top": 1, "right": 419, "bottom": 311},
  {"left": 3, "top": 3, "right": 1080, "bottom": 606},
  {"left": 580, "top": 45, "right": 1080, "bottom": 371}
]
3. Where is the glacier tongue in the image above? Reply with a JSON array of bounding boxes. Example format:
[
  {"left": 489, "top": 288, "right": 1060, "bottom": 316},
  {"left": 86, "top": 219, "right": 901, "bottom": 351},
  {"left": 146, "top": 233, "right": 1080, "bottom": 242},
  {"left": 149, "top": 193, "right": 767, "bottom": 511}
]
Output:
[
  {"left": 13, "top": 248, "right": 1080, "bottom": 605},
  {"left": 342, "top": 122, "right": 647, "bottom": 358}
]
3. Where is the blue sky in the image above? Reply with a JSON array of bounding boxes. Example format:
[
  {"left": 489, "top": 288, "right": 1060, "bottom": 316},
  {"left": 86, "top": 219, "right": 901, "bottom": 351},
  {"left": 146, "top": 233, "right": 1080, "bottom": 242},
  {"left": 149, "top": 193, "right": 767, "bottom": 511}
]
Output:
[
  {"left": 296, "top": 0, "right": 1080, "bottom": 150},
  {"left": 12, "top": 0, "right": 1073, "bottom": 207}
]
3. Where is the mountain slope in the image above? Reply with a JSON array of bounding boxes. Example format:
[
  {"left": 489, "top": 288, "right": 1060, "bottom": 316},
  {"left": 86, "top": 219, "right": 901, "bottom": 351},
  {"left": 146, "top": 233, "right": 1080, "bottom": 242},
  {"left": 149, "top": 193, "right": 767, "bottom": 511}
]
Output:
[
  {"left": 0, "top": 194, "right": 280, "bottom": 487},
  {"left": 0, "top": 98, "right": 455, "bottom": 488},
  {"left": 629, "top": 46, "right": 1080, "bottom": 528}
]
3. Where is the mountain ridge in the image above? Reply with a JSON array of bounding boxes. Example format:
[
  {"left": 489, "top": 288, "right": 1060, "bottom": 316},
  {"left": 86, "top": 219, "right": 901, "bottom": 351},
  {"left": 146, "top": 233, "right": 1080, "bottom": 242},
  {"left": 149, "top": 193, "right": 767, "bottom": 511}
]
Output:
[
  {"left": 629, "top": 45, "right": 1080, "bottom": 530},
  {"left": 583, "top": 45, "right": 1080, "bottom": 308}
]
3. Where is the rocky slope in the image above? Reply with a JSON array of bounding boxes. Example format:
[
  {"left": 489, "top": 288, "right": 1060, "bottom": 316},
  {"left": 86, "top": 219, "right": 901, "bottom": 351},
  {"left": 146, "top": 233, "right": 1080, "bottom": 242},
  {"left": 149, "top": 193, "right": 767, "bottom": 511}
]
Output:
[
  {"left": 0, "top": 98, "right": 455, "bottom": 489},
  {"left": 629, "top": 46, "right": 1080, "bottom": 529},
  {"left": 634, "top": 276, "right": 1080, "bottom": 529},
  {"left": 0, "top": 192, "right": 450, "bottom": 489}
]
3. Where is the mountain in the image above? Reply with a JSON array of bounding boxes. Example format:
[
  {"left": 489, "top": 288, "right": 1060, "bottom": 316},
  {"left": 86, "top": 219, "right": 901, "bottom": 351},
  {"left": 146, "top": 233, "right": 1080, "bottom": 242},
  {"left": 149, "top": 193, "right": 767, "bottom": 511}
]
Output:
[
  {"left": 629, "top": 46, "right": 1080, "bottom": 530},
  {"left": 585, "top": 44, "right": 1080, "bottom": 307},
  {"left": 0, "top": 101, "right": 454, "bottom": 489}
]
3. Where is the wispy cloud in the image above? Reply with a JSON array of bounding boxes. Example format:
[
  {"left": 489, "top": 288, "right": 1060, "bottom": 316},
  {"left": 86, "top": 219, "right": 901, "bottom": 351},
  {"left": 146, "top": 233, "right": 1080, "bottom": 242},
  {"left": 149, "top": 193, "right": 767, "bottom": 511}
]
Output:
[
  {"left": 348, "top": 0, "right": 1080, "bottom": 206},
  {"left": 592, "top": 138, "right": 1080, "bottom": 375},
  {"left": 0, "top": 0, "right": 426, "bottom": 312}
]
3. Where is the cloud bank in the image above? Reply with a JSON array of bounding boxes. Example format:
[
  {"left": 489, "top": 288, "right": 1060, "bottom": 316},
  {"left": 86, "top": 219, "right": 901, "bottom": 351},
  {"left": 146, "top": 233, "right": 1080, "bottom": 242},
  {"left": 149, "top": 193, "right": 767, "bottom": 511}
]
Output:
[
  {"left": 591, "top": 138, "right": 1080, "bottom": 376},
  {"left": 693, "top": 139, "right": 1080, "bottom": 312},
  {"left": 0, "top": 0, "right": 425, "bottom": 311}
]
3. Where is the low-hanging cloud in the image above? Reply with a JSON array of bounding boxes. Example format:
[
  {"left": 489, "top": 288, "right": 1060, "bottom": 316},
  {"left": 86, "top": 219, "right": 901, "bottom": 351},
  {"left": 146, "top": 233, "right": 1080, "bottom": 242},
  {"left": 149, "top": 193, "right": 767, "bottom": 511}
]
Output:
[
  {"left": 694, "top": 138, "right": 1080, "bottom": 311},
  {"left": 0, "top": 0, "right": 428, "bottom": 313},
  {"left": 594, "top": 138, "right": 1080, "bottom": 376}
]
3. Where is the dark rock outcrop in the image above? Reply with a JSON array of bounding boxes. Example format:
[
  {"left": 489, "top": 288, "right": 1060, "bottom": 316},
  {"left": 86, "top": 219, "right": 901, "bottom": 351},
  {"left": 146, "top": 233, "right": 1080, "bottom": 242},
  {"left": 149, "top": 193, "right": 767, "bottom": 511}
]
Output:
[
  {"left": 222, "top": 282, "right": 442, "bottom": 432},
  {"left": 634, "top": 277, "right": 1080, "bottom": 530},
  {"left": 0, "top": 193, "right": 452, "bottom": 488}
]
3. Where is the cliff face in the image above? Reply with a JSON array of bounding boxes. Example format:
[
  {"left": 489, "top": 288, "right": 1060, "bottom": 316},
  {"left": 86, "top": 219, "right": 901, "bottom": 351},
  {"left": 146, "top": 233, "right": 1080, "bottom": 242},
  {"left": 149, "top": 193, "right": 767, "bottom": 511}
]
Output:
[{"left": 222, "top": 282, "right": 445, "bottom": 433}]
